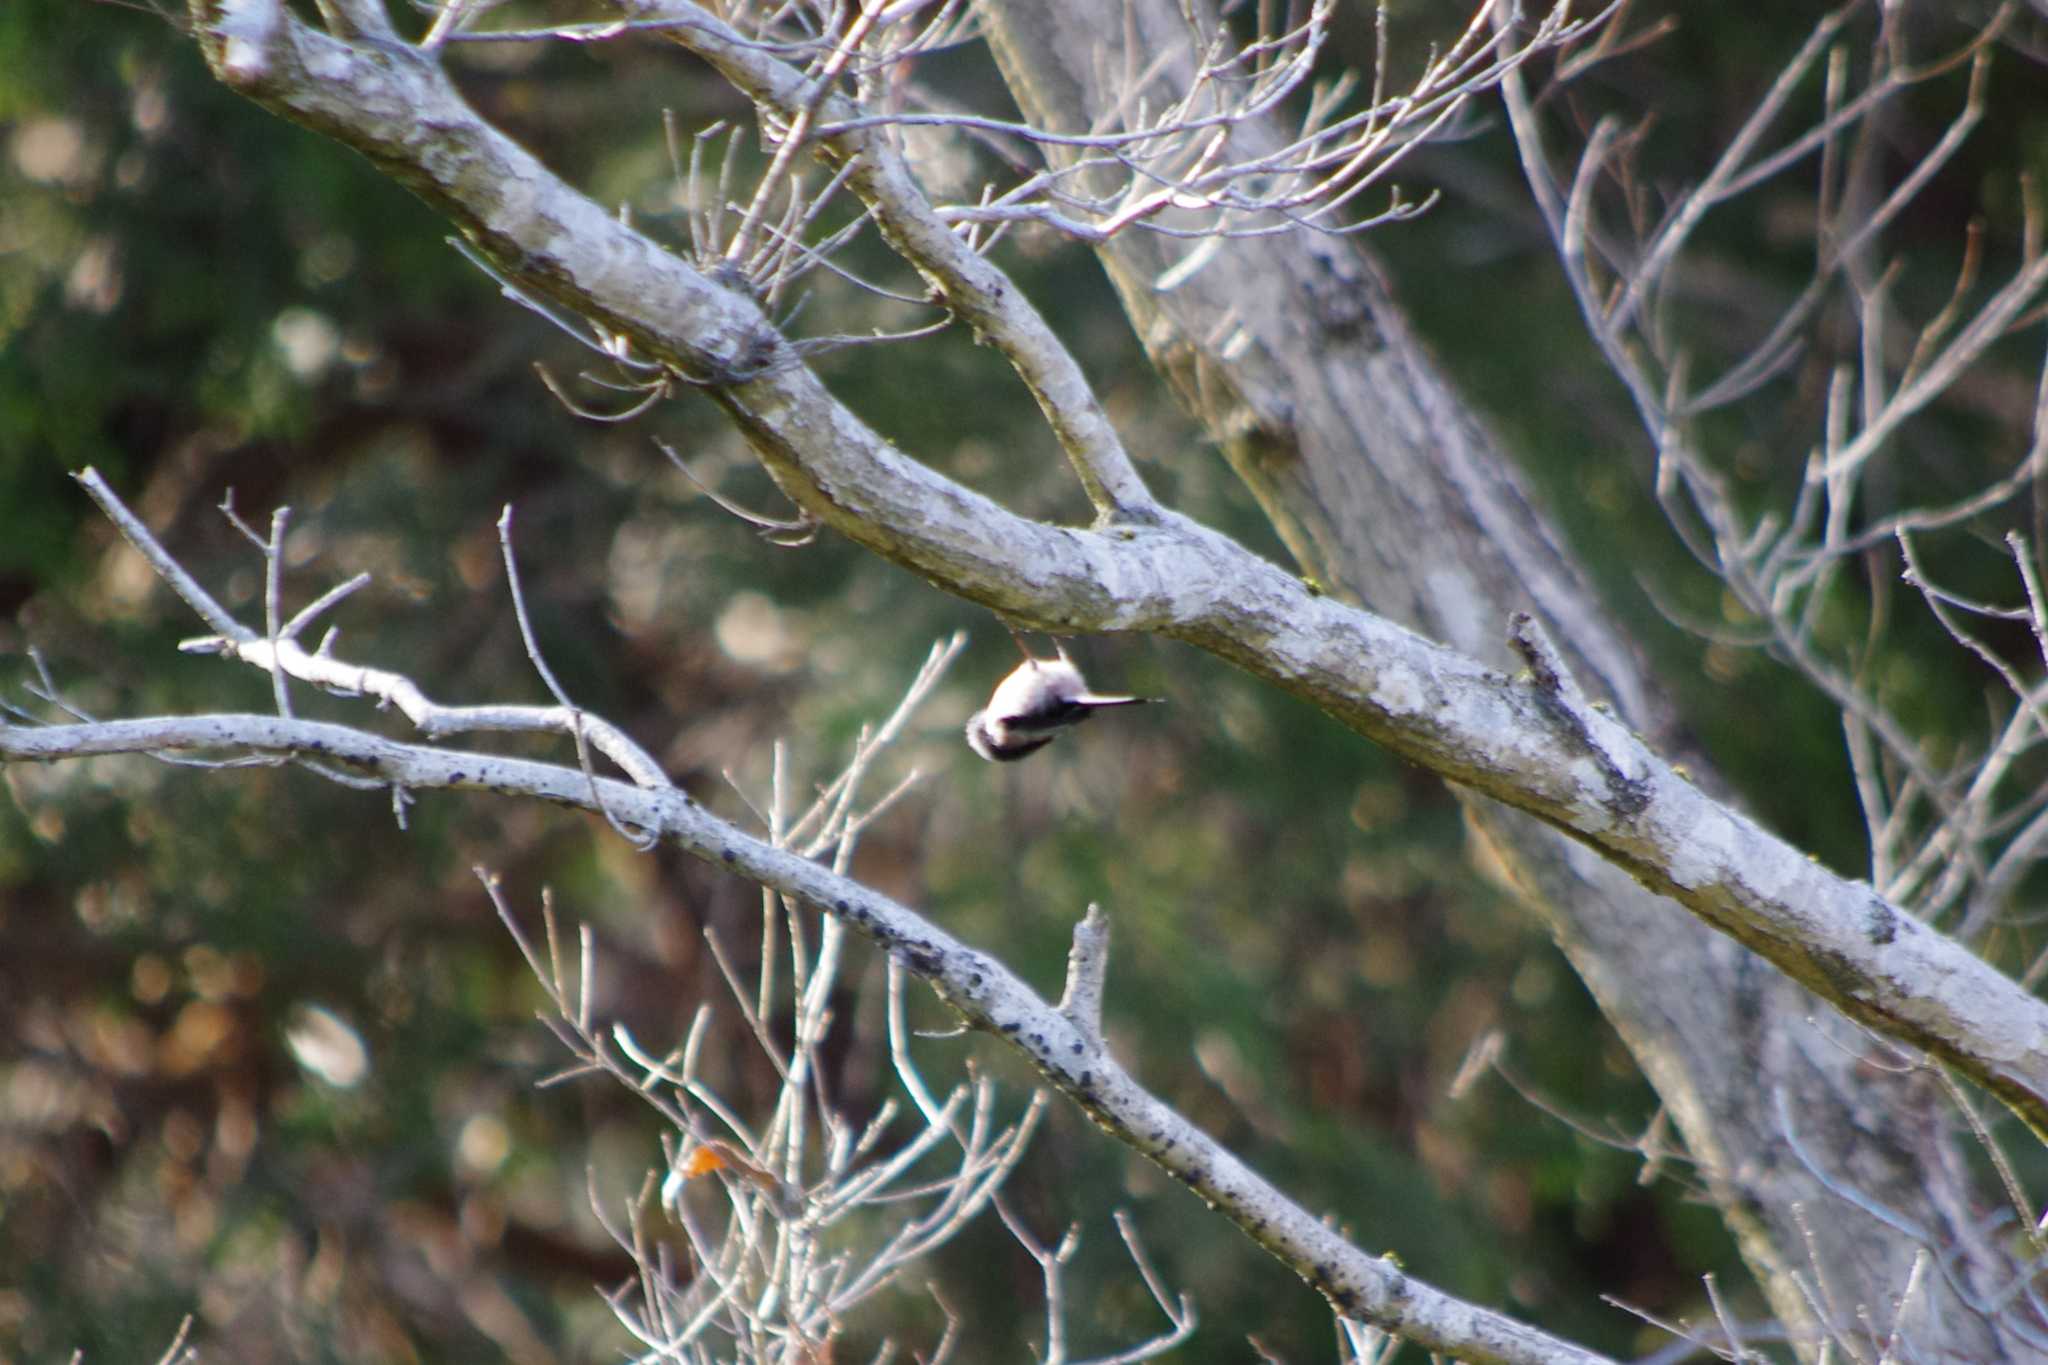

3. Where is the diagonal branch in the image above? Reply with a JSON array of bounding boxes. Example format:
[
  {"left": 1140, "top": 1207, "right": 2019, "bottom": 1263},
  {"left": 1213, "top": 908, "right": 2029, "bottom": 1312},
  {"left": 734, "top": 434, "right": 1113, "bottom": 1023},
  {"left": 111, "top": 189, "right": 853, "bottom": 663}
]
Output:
[
  {"left": 179, "top": 0, "right": 2048, "bottom": 1144},
  {"left": 0, "top": 707, "right": 1616, "bottom": 1365}
]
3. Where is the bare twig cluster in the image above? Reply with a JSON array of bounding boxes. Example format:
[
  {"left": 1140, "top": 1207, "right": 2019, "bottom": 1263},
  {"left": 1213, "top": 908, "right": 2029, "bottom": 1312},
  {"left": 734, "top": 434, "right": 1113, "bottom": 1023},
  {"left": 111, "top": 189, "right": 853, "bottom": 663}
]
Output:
[
  {"left": 450, "top": 0, "right": 1598, "bottom": 261},
  {"left": 446, "top": 0, "right": 1601, "bottom": 367},
  {"left": 1501, "top": 1, "right": 2048, "bottom": 946},
  {"left": 481, "top": 856, "right": 1189, "bottom": 1364},
  {"left": 17, "top": 476, "right": 1205, "bottom": 1362},
  {"left": 910, "top": 0, "right": 1590, "bottom": 251},
  {"left": 446, "top": 1, "right": 978, "bottom": 318}
]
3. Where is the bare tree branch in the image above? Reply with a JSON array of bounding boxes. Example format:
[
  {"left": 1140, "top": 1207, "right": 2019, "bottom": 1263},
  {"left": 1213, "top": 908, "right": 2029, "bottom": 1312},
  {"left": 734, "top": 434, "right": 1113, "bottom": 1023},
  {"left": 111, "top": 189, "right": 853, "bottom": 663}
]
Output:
[{"left": 175, "top": 0, "right": 2048, "bottom": 1167}]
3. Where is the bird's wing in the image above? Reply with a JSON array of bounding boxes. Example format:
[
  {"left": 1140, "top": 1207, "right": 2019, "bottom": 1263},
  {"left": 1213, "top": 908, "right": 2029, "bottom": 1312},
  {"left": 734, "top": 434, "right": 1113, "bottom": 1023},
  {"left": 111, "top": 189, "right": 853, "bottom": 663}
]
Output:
[{"left": 999, "top": 698, "right": 1096, "bottom": 733}]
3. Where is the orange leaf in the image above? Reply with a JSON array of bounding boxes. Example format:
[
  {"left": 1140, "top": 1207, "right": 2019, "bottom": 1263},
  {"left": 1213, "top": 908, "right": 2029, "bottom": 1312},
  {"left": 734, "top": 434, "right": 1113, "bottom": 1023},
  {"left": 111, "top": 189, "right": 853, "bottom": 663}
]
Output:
[{"left": 680, "top": 1146, "right": 729, "bottom": 1178}]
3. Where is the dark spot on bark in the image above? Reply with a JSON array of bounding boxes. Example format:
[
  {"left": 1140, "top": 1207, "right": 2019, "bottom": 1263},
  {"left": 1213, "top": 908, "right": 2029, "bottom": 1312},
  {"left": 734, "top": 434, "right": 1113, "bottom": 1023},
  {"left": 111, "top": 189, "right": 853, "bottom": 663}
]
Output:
[
  {"left": 1302, "top": 241, "right": 1382, "bottom": 347},
  {"left": 726, "top": 328, "right": 778, "bottom": 380},
  {"left": 721, "top": 848, "right": 735, "bottom": 863},
  {"left": 1866, "top": 896, "right": 1898, "bottom": 946},
  {"left": 1608, "top": 771, "right": 1653, "bottom": 820}
]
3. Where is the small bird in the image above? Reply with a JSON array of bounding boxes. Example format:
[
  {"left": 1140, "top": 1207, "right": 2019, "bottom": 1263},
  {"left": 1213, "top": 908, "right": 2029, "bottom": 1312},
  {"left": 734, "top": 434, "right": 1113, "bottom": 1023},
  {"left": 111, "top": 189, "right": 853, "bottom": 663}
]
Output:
[{"left": 965, "top": 640, "right": 1157, "bottom": 761}]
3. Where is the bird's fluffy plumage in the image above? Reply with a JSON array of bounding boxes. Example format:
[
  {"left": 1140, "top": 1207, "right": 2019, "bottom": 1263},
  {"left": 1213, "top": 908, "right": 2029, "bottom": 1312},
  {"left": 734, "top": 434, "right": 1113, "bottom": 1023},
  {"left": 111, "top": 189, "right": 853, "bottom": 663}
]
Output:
[{"left": 964, "top": 651, "right": 1152, "bottom": 761}]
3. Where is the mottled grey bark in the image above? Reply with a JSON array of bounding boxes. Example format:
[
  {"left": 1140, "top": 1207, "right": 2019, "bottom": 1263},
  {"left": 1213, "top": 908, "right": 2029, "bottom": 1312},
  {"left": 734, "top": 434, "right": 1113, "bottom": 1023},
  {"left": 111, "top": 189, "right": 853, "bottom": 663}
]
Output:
[{"left": 978, "top": 3, "right": 2022, "bottom": 1358}]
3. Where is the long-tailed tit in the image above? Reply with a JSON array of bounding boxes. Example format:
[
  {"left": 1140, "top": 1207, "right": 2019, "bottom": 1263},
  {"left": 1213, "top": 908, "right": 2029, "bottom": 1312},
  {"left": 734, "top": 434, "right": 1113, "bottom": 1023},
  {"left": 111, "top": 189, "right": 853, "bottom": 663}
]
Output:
[{"left": 965, "top": 643, "right": 1156, "bottom": 761}]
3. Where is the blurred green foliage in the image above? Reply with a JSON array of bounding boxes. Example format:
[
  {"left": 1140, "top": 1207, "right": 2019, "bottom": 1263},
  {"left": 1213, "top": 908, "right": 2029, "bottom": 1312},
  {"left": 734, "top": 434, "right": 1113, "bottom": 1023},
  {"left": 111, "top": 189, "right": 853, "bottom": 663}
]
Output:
[{"left": 5, "top": 1, "right": 2046, "bottom": 1361}]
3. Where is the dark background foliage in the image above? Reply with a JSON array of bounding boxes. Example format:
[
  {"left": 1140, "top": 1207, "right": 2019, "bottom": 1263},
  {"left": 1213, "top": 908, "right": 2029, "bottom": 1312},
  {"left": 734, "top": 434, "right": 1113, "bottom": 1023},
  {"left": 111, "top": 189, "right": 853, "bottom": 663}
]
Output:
[{"left": 4, "top": 2, "right": 2041, "bottom": 1359}]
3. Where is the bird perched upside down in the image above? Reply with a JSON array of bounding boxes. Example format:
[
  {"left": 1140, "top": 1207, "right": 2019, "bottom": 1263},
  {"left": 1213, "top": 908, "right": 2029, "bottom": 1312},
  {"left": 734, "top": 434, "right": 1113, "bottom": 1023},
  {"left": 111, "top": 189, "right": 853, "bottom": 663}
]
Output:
[{"left": 964, "top": 640, "right": 1157, "bottom": 761}]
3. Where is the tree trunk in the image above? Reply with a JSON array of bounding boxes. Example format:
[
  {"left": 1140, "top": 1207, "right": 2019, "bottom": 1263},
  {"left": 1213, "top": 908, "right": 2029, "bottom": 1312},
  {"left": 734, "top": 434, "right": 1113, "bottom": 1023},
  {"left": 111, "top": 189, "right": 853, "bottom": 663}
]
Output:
[{"left": 980, "top": 2, "right": 2019, "bottom": 1356}]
